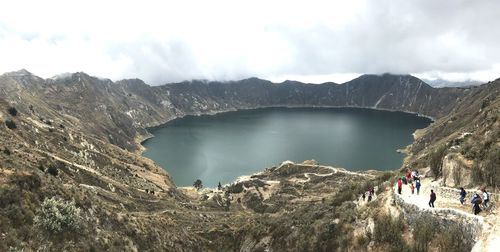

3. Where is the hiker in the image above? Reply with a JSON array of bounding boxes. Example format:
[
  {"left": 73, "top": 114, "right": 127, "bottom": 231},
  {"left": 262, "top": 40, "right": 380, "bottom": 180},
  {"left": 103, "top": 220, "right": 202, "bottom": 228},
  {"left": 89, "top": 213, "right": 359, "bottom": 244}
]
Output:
[
  {"left": 397, "top": 178, "right": 403, "bottom": 194},
  {"left": 402, "top": 175, "right": 407, "bottom": 185},
  {"left": 482, "top": 188, "right": 490, "bottom": 208},
  {"left": 411, "top": 170, "right": 417, "bottom": 181},
  {"left": 471, "top": 193, "right": 482, "bottom": 215},
  {"left": 406, "top": 169, "right": 413, "bottom": 183},
  {"left": 415, "top": 179, "right": 421, "bottom": 195},
  {"left": 362, "top": 192, "right": 366, "bottom": 201},
  {"left": 368, "top": 191, "right": 372, "bottom": 202},
  {"left": 429, "top": 190, "right": 436, "bottom": 208},
  {"left": 459, "top": 187, "right": 467, "bottom": 205},
  {"left": 410, "top": 183, "right": 415, "bottom": 194}
]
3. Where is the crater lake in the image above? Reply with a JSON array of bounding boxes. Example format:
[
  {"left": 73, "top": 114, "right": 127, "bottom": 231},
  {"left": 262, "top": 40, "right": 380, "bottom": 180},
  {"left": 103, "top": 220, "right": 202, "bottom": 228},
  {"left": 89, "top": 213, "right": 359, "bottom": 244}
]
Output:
[{"left": 142, "top": 107, "right": 432, "bottom": 186}]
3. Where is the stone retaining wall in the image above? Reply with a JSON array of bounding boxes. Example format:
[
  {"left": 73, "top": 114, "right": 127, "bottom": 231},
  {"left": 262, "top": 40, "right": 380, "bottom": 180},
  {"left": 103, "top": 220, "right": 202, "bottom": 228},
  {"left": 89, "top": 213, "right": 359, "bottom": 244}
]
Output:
[{"left": 393, "top": 192, "right": 484, "bottom": 242}]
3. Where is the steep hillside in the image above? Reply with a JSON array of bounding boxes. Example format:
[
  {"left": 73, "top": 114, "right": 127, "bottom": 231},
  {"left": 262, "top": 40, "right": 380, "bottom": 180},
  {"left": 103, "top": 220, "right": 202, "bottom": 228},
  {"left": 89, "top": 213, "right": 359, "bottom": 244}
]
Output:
[
  {"left": 405, "top": 79, "right": 500, "bottom": 188},
  {"left": 0, "top": 70, "right": 496, "bottom": 251}
]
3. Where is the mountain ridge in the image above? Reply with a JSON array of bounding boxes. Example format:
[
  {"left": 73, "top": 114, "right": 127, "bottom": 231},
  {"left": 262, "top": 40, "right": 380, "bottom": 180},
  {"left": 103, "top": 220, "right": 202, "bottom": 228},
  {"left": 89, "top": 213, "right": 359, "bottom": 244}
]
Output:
[{"left": 0, "top": 70, "right": 473, "bottom": 153}]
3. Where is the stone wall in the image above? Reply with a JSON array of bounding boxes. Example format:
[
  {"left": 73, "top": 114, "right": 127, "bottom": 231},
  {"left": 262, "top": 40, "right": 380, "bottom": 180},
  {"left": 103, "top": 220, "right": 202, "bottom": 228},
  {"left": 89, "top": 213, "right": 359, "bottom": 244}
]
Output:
[{"left": 393, "top": 192, "right": 484, "bottom": 242}]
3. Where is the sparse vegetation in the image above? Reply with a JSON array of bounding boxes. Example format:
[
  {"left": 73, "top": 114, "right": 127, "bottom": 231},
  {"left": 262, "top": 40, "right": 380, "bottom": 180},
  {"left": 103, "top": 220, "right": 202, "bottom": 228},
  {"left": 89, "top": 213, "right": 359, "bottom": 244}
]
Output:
[
  {"left": 193, "top": 179, "right": 203, "bottom": 190},
  {"left": 5, "top": 119, "right": 16, "bottom": 129},
  {"left": 34, "top": 197, "right": 81, "bottom": 234},
  {"left": 477, "top": 145, "right": 500, "bottom": 187},
  {"left": 8, "top": 107, "right": 18, "bottom": 116},
  {"left": 47, "top": 166, "right": 59, "bottom": 176},
  {"left": 429, "top": 144, "right": 447, "bottom": 178},
  {"left": 373, "top": 212, "right": 406, "bottom": 247},
  {"left": 412, "top": 214, "right": 438, "bottom": 252},
  {"left": 436, "top": 222, "right": 473, "bottom": 252}
]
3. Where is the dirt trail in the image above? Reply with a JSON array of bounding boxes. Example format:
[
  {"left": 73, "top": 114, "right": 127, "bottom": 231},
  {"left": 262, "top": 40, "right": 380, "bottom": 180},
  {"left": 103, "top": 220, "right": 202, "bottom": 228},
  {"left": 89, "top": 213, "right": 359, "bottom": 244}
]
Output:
[{"left": 393, "top": 176, "right": 499, "bottom": 252}]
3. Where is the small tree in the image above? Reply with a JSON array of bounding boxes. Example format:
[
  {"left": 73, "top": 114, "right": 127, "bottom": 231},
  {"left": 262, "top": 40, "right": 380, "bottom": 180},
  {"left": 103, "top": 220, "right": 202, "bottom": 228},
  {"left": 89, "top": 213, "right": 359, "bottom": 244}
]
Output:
[
  {"left": 34, "top": 197, "right": 81, "bottom": 234},
  {"left": 8, "top": 107, "right": 18, "bottom": 116},
  {"left": 5, "top": 119, "right": 16, "bottom": 129},
  {"left": 193, "top": 179, "right": 203, "bottom": 191},
  {"left": 47, "top": 166, "right": 59, "bottom": 176}
]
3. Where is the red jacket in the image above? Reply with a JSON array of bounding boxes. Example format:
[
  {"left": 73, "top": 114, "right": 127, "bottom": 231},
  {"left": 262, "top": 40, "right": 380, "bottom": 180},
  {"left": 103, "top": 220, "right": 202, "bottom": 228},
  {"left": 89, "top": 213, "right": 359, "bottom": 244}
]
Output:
[{"left": 397, "top": 180, "right": 402, "bottom": 187}]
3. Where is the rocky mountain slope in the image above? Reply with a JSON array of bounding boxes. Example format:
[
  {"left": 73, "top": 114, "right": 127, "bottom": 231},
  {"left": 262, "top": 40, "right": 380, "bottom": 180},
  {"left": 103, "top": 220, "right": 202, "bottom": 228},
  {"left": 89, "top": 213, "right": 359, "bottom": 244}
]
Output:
[
  {"left": 405, "top": 79, "right": 499, "bottom": 188},
  {"left": 424, "top": 78, "right": 483, "bottom": 88},
  {"left": 0, "top": 70, "right": 469, "bottom": 152},
  {"left": 0, "top": 69, "right": 498, "bottom": 251}
]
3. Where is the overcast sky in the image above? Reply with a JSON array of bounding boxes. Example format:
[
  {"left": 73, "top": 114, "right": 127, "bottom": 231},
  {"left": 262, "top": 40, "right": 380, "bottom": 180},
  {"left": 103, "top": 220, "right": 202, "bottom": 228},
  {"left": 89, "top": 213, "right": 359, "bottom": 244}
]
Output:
[{"left": 0, "top": 0, "right": 499, "bottom": 85}]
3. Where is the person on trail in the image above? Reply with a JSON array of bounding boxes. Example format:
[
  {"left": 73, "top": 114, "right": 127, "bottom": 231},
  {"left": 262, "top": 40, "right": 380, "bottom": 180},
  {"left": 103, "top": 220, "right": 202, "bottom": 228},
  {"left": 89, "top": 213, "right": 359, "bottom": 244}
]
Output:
[
  {"left": 397, "top": 178, "right": 403, "bottom": 194},
  {"left": 402, "top": 175, "right": 407, "bottom": 185},
  {"left": 410, "top": 183, "right": 415, "bottom": 194},
  {"left": 406, "top": 169, "right": 413, "bottom": 183},
  {"left": 429, "top": 190, "right": 436, "bottom": 208},
  {"left": 482, "top": 188, "right": 490, "bottom": 208},
  {"left": 415, "top": 179, "right": 421, "bottom": 195},
  {"left": 459, "top": 187, "right": 467, "bottom": 205},
  {"left": 471, "top": 193, "right": 482, "bottom": 215},
  {"left": 368, "top": 191, "right": 372, "bottom": 202},
  {"left": 362, "top": 192, "right": 366, "bottom": 201},
  {"left": 369, "top": 187, "right": 375, "bottom": 196},
  {"left": 411, "top": 170, "right": 417, "bottom": 181}
]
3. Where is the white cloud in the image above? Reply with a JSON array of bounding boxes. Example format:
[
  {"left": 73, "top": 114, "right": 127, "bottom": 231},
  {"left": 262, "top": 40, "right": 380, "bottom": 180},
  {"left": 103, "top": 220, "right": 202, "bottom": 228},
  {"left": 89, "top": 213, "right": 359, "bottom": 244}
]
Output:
[{"left": 0, "top": 0, "right": 499, "bottom": 84}]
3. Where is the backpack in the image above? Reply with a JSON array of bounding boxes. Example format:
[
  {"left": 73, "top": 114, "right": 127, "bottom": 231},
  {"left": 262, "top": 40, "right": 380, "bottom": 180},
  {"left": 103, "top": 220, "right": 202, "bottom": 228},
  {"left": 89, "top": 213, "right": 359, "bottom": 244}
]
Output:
[
  {"left": 484, "top": 192, "right": 489, "bottom": 200},
  {"left": 472, "top": 196, "right": 482, "bottom": 204}
]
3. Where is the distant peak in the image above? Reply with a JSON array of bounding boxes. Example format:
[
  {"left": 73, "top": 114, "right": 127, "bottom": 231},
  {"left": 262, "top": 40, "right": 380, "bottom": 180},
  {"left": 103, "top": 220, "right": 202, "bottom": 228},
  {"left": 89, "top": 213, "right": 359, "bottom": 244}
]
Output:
[
  {"left": 4, "top": 69, "right": 33, "bottom": 77},
  {"left": 359, "top": 73, "right": 412, "bottom": 79}
]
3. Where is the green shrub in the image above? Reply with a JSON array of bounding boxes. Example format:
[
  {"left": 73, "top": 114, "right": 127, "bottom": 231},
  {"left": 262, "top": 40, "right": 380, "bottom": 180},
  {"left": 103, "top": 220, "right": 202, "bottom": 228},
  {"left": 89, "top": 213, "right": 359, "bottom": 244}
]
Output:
[
  {"left": 34, "top": 197, "right": 81, "bottom": 234},
  {"left": 5, "top": 119, "right": 16, "bottom": 129},
  {"left": 47, "top": 166, "right": 59, "bottom": 177},
  {"left": 7, "top": 107, "right": 18, "bottom": 116},
  {"left": 373, "top": 213, "right": 405, "bottom": 244},
  {"left": 227, "top": 183, "right": 244, "bottom": 194},
  {"left": 436, "top": 222, "right": 472, "bottom": 252},
  {"left": 482, "top": 145, "right": 500, "bottom": 187},
  {"left": 412, "top": 215, "right": 438, "bottom": 252},
  {"left": 193, "top": 179, "right": 203, "bottom": 190}
]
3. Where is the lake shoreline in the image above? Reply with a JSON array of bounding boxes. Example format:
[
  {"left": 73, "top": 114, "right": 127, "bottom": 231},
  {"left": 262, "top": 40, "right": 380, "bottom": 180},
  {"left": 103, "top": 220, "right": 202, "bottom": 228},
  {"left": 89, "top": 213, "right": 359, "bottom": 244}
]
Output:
[
  {"left": 139, "top": 106, "right": 432, "bottom": 187},
  {"left": 137, "top": 105, "right": 435, "bottom": 154}
]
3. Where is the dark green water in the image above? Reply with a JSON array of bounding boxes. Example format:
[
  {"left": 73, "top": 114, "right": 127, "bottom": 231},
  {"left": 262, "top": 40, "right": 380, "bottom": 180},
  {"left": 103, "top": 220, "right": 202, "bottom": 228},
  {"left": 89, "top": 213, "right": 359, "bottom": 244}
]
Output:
[{"left": 142, "top": 107, "right": 432, "bottom": 186}]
